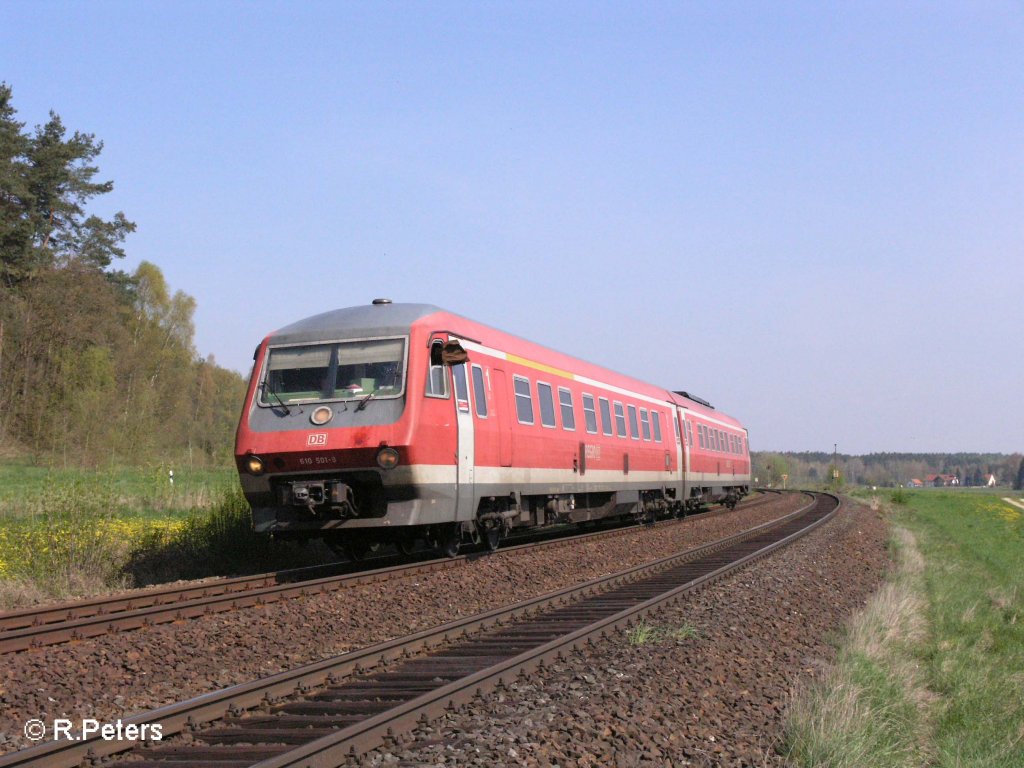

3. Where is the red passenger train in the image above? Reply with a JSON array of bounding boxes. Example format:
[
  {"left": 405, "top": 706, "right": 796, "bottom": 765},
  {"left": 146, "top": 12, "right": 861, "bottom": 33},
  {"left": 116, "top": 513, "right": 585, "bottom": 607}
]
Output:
[{"left": 235, "top": 301, "right": 751, "bottom": 557}]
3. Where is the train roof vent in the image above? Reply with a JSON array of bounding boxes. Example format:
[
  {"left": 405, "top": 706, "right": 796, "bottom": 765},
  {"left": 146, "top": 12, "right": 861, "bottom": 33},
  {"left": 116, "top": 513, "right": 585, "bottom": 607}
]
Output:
[
  {"left": 372, "top": 298, "right": 393, "bottom": 305},
  {"left": 673, "top": 391, "right": 714, "bottom": 409}
]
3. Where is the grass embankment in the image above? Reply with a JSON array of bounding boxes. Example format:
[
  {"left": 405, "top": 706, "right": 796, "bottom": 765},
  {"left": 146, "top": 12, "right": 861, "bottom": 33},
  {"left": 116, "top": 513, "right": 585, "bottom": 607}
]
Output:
[
  {"left": 785, "top": 489, "right": 1024, "bottom": 767},
  {"left": 0, "top": 465, "right": 324, "bottom": 608}
]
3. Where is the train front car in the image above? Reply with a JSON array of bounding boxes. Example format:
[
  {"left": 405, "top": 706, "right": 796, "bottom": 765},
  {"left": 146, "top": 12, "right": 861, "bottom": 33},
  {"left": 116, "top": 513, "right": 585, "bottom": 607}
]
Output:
[{"left": 234, "top": 301, "right": 461, "bottom": 558}]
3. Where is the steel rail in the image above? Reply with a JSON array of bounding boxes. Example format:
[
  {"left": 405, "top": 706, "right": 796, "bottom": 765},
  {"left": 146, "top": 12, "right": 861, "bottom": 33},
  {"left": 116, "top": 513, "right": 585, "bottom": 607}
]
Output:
[
  {"left": 0, "top": 492, "right": 825, "bottom": 768},
  {"left": 0, "top": 493, "right": 778, "bottom": 654}
]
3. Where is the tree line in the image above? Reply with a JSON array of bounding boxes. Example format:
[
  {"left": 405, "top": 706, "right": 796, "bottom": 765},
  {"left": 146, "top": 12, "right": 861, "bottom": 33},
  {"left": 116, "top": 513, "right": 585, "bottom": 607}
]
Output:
[
  {"left": 0, "top": 84, "right": 245, "bottom": 467},
  {"left": 753, "top": 451, "right": 1024, "bottom": 490}
]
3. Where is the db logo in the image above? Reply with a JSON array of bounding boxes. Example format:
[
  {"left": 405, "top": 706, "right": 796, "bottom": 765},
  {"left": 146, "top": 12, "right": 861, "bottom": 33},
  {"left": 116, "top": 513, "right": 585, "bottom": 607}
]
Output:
[{"left": 306, "top": 433, "right": 328, "bottom": 447}]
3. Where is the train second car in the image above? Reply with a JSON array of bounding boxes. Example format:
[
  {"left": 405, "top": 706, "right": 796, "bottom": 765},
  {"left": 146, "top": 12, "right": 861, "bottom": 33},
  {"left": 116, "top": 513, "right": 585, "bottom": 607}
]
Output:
[{"left": 234, "top": 301, "right": 750, "bottom": 557}]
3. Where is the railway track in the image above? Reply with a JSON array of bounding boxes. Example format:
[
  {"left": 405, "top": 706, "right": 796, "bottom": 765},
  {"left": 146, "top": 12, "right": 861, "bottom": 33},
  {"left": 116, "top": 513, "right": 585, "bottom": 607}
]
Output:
[
  {"left": 0, "top": 492, "right": 780, "bottom": 655},
  {"left": 0, "top": 491, "right": 834, "bottom": 768}
]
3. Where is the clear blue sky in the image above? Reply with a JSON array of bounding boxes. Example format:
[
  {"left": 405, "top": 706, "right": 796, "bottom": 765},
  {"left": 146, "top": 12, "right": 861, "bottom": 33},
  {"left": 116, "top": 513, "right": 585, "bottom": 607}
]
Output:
[{"left": 2, "top": 1, "right": 1021, "bottom": 454}]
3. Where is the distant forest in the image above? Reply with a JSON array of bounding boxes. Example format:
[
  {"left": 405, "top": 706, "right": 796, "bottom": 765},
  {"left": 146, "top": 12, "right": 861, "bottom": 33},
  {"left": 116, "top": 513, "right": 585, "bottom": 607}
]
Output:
[
  {"left": 752, "top": 451, "right": 1024, "bottom": 490},
  {"left": 0, "top": 84, "right": 246, "bottom": 466}
]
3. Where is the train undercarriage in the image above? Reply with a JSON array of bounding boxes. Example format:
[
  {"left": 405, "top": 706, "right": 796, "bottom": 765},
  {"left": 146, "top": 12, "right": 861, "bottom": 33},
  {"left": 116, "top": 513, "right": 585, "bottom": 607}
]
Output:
[{"left": 259, "top": 477, "right": 749, "bottom": 560}]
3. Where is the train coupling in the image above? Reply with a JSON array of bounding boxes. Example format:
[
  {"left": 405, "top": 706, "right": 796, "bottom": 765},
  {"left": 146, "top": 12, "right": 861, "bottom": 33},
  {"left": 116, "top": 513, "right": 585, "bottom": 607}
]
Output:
[{"left": 281, "top": 480, "right": 357, "bottom": 517}]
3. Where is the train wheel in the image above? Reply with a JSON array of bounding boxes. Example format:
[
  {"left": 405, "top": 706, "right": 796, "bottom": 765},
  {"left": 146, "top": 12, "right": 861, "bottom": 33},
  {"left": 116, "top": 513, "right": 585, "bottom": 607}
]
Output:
[
  {"left": 353, "top": 539, "right": 384, "bottom": 560},
  {"left": 482, "top": 522, "right": 502, "bottom": 553},
  {"left": 433, "top": 524, "right": 461, "bottom": 558},
  {"left": 395, "top": 532, "right": 417, "bottom": 556},
  {"left": 347, "top": 540, "right": 369, "bottom": 561},
  {"left": 324, "top": 536, "right": 354, "bottom": 561}
]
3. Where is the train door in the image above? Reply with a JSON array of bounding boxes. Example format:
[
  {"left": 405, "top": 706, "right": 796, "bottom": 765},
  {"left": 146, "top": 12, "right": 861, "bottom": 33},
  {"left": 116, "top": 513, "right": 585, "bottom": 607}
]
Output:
[
  {"left": 451, "top": 361, "right": 475, "bottom": 521},
  {"left": 493, "top": 369, "right": 513, "bottom": 467},
  {"left": 677, "top": 408, "right": 689, "bottom": 502}
]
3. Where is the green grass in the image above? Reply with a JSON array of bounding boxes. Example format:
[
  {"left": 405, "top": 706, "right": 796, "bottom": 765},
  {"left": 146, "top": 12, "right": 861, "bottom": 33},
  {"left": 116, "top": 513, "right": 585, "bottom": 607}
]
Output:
[
  {"left": 785, "top": 490, "right": 1024, "bottom": 768},
  {"left": 0, "top": 461, "right": 237, "bottom": 519},
  {"left": 0, "top": 462, "right": 328, "bottom": 606},
  {"left": 626, "top": 619, "right": 699, "bottom": 646}
]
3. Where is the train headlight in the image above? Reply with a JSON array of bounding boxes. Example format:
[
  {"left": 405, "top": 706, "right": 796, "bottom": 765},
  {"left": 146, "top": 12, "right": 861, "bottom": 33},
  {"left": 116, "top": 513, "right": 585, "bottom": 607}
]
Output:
[
  {"left": 310, "top": 406, "right": 333, "bottom": 425},
  {"left": 246, "top": 455, "right": 265, "bottom": 475},
  {"left": 376, "top": 447, "right": 399, "bottom": 470}
]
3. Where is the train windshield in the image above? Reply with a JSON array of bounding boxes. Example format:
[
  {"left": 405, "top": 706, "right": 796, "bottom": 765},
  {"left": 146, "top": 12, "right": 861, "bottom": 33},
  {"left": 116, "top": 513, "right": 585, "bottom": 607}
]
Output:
[{"left": 261, "top": 337, "right": 407, "bottom": 404}]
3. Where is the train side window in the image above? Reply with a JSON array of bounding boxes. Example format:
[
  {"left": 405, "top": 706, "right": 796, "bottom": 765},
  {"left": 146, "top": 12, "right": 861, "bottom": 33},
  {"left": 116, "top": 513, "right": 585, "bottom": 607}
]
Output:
[
  {"left": 513, "top": 375, "right": 534, "bottom": 424},
  {"left": 713, "top": 429, "right": 719, "bottom": 451},
  {"left": 613, "top": 401, "right": 627, "bottom": 437},
  {"left": 558, "top": 387, "right": 576, "bottom": 431},
  {"left": 686, "top": 421, "right": 693, "bottom": 447},
  {"left": 698, "top": 424, "right": 706, "bottom": 448},
  {"left": 452, "top": 364, "right": 470, "bottom": 412},
  {"left": 537, "top": 382, "right": 556, "bottom": 428},
  {"left": 471, "top": 365, "right": 487, "bottom": 418},
  {"left": 425, "top": 340, "right": 449, "bottom": 398},
  {"left": 582, "top": 394, "right": 598, "bottom": 434},
  {"left": 674, "top": 415, "right": 681, "bottom": 442},
  {"left": 640, "top": 409, "right": 651, "bottom": 440},
  {"left": 627, "top": 405, "right": 640, "bottom": 440},
  {"left": 652, "top": 411, "right": 662, "bottom": 442},
  {"left": 599, "top": 397, "right": 613, "bottom": 436}
]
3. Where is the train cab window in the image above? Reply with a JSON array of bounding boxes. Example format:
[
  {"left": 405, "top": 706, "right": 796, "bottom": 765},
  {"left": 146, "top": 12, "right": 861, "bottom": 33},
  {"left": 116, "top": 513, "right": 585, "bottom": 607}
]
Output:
[
  {"left": 537, "top": 382, "right": 556, "bottom": 428},
  {"left": 599, "top": 397, "right": 613, "bottom": 436},
  {"left": 582, "top": 394, "right": 598, "bottom": 434},
  {"left": 652, "top": 411, "right": 662, "bottom": 442},
  {"left": 559, "top": 387, "right": 576, "bottom": 431},
  {"left": 613, "top": 401, "right": 627, "bottom": 437},
  {"left": 471, "top": 365, "right": 487, "bottom": 418},
  {"left": 627, "top": 405, "right": 640, "bottom": 440},
  {"left": 452, "top": 364, "right": 470, "bottom": 412},
  {"left": 640, "top": 409, "right": 651, "bottom": 440},
  {"left": 514, "top": 376, "right": 534, "bottom": 424},
  {"left": 425, "top": 340, "right": 449, "bottom": 399}
]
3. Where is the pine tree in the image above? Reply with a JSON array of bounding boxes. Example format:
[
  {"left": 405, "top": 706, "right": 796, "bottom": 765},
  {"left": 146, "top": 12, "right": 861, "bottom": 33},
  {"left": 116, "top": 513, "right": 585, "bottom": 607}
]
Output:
[{"left": 0, "top": 83, "right": 134, "bottom": 288}]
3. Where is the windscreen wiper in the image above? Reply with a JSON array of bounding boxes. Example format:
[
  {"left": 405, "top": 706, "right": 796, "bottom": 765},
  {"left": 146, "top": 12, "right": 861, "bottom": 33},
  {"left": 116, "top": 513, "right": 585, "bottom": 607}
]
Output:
[
  {"left": 261, "top": 382, "right": 291, "bottom": 415},
  {"left": 355, "top": 392, "right": 375, "bottom": 412}
]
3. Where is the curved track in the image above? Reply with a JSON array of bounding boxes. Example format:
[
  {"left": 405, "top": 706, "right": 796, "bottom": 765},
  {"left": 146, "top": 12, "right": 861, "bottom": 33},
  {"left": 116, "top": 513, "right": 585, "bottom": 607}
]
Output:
[
  {"left": 0, "top": 493, "right": 780, "bottom": 655},
  {"left": 0, "top": 491, "right": 834, "bottom": 768}
]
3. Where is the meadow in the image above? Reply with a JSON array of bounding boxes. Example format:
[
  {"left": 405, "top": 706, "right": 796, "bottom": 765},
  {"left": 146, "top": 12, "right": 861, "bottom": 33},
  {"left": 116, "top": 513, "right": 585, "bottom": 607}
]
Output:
[
  {"left": 785, "top": 488, "right": 1024, "bottom": 768},
  {"left": 0, "top": 462, "right": 324, "bottom": 607}
]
